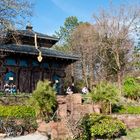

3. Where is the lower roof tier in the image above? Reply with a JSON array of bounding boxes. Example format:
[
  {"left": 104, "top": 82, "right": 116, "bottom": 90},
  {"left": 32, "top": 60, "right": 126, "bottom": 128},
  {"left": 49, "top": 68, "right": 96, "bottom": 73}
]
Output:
[{"left": 0, "top": 44, "right": 79, "bottom": 61}]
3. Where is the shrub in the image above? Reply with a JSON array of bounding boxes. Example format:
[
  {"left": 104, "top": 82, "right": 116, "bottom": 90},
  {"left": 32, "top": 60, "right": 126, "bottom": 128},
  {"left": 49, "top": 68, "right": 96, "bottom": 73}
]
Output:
[
  {"left": 0, "top": 92, "right": 4, "bottom": 96},
  {"left": 79, "top": 114, "right": 126, "bottom": 140},
  {"left": 87, "top": 81, "right": 119, "bottom": 114},
  {"left": 0, "top": 106, "right": 37, "bottom": 135},
  {"left": 21, "top": 118, "right": 38, "bottom": 134},
  {"left": 123, "top": 77, "right": 140, "bottom": 100},
  {"left": 0, "top": 105, "right": 35, "bottom": 118},
  {"left": 29, "top": 80, "right": 57, "bottom": 120}
]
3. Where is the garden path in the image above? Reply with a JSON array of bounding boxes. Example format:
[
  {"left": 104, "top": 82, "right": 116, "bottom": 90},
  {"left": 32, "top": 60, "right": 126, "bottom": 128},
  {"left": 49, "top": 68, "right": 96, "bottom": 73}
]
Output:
[{"left": 3, "top": 132, "right": 48, "bottom": 140}]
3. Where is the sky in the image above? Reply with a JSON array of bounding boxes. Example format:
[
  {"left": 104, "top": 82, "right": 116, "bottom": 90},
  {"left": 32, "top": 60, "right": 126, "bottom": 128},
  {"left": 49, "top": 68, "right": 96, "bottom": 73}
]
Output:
[{"left": 30, "top": 0, "right": 131, "bottom": 35}]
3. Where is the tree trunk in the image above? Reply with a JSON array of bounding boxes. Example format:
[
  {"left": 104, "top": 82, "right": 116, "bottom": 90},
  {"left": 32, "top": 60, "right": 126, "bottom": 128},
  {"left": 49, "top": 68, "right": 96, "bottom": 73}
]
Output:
[
  {"left": 89, "top": 63, "right": 94, "bottom": 90},
  {"left": 71, "top": 63, "right": 74, "bottom": 78},
  {"left": 117, "top": 69, "right": 122, "bottom": 95},
  {"left": 82, "top": 60, "right": 88, "bottom": 88},
  {"left": 115, "top": 49, "right": 122, "bottom": 95}
]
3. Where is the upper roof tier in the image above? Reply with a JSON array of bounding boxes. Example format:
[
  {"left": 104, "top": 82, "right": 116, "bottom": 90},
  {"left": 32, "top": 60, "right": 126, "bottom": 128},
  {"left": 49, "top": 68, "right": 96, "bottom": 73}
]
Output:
[{"left": 4, "top": 25, "right": 59, "bottom": 48}]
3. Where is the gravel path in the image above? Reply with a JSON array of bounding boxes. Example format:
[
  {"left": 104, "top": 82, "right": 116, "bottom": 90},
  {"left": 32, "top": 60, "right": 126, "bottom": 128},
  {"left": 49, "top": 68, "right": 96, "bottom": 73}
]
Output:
[{"left": 3, "top": 132, "right": 48, "bottom": 140}]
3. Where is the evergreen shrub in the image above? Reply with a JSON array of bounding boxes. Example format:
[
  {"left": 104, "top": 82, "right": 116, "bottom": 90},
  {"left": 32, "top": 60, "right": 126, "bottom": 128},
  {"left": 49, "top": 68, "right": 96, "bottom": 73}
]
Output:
[
  {"left": 29, "top": 80, "right": 57, "bottom": 120},
  {"left": 123, "top": 77, "right": 140, "bottom": 100},
  {"left": 87, "top": 81, "right": 119, "bottom": 114},
  {"left": 79, "top": 114, "right": 126, "bottom": 140}
]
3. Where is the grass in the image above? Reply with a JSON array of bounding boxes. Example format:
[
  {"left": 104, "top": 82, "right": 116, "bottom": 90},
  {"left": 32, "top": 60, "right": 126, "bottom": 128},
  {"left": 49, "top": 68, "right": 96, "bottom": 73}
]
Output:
[
  {"left": 117, "top": 105, "right": 140, "bottom": 114},
  {"left": 116, "top": 127, "right": 140, "bottom": 140},
  {"left": 126, "top": 127, "right": 140, "bottom": 140}
]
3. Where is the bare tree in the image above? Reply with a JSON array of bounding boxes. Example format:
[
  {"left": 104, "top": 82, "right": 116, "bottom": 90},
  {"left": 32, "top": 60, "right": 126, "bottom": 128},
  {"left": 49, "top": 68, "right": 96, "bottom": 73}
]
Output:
[
  {"left": 0, "top": 0, "right": 33, "bottom": 45},
  {"left": 70, "top": 23, "right": 99, "bottom": 89},
  {"left": 69, "top": 2, "right": 140, "bottom": 93},
  {"left": 93, "top": 3, "right": 140, "bottom": 94},
  {"left": 0, "top": 0, "right": 33, "bottom": 32}
]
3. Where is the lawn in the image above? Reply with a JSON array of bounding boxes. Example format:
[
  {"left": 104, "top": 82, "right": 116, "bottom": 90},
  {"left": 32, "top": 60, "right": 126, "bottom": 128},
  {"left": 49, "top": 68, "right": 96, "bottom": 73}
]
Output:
[
  {"left": 126, "top": 127, "right": 140, "bottom": 140},
  {"left": 116, "top": 127, "right": 140, "bottom": 140}
]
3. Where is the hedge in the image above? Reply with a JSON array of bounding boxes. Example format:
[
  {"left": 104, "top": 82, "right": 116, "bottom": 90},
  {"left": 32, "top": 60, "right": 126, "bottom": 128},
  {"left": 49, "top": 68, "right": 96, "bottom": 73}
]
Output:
[{"left": 0, "top": 105, "right": 35, "bottom": 118}]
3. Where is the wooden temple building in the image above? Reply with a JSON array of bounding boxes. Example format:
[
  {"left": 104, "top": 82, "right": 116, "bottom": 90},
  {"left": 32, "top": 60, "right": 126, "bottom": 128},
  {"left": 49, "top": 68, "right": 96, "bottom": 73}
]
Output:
[{"left": 0, "top": 25, "right": 78, "bottom": 94}]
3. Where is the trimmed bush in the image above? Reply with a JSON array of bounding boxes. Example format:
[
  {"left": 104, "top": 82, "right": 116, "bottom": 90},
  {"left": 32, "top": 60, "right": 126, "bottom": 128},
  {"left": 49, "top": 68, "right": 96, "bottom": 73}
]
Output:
[
  {"left": 0, "top": 105, "right": 35, "bottom": 118},
  {"left": 79, "top": 114, "right": 126, "bottom": 140}
]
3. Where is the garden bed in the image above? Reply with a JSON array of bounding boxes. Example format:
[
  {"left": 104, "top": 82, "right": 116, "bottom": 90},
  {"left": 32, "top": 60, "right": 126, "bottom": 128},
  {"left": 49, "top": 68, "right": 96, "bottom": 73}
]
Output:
[{"left": 0, "top": 94, "right": 31, "bottom": 105}]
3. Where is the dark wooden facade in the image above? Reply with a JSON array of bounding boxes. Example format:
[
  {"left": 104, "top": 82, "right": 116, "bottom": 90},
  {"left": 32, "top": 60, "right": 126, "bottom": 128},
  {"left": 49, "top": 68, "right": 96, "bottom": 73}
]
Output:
[{"left": 0, "top": 26, "right": 78, "bottom": 94}]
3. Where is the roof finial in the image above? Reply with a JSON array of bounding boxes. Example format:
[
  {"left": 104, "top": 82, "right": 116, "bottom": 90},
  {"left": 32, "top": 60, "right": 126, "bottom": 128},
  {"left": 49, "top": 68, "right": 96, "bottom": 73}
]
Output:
[{"left": 26, "top": 22, "right": 33, "bottom": 31}]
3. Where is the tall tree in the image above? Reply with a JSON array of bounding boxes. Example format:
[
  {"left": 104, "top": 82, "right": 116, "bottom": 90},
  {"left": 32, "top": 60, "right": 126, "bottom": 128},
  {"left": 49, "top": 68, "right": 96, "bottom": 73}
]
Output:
[
  {"left": 55, "top": 16, "right": 80, "bottom": 46},
  {"left": 93, "top": 3, "right": 140, "bottom": 93},
  {"left": 0, "top": 0, "right": 33, "bottom": 66},
  {"left": 70, "top": 23, "right": 99, "bottom": 88},
  {"left": 0, "top": 0, "right": 33, "bottom": 32},
  {"left": 54, "top": 16, "right": 83, "bottom": 84},
  {"left": 133, "top": 38, "right": 140, "bottom": 71}
]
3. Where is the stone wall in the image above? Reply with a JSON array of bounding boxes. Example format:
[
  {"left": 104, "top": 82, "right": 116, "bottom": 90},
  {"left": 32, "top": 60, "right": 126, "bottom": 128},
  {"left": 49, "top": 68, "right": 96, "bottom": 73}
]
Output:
[
  {"left": 43, "top": 94, "right": 99, "bottom": 139},
  {"left": 57, "top": 94, "right": 98, "bottom": 120},
  {"left": 113, "top": 114, "right": 140, "bottom": 129},
  {"left": 37, "top": 94, "right": 140, "bottom": 140}
]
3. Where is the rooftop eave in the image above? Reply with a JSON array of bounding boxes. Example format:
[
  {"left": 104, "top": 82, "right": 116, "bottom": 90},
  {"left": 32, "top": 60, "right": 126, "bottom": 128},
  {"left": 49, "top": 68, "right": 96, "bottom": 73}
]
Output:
[
  {"left": 8, "top": 30, "right": 59, "bottom": 42},
  {"left": 0, "top": 44, "right": 79, "bottom": 61}
]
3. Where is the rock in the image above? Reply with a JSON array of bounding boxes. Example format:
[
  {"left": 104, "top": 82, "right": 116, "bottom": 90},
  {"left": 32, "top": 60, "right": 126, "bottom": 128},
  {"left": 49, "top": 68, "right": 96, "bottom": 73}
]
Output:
[
  {"left": 58, "top": 104, "right": 67, "bottom": 118},
  {"left": 93, "top": 104, "right": 101, "bottom": 114},
  {"left": 37, "top": 121, "right": 48, "bottom": 135},
  {"left": 0, "top": 133, "right": 6, "bottom": 138},
  {"left": 3, "top": 132, "right": 48, "bottom": 140}
]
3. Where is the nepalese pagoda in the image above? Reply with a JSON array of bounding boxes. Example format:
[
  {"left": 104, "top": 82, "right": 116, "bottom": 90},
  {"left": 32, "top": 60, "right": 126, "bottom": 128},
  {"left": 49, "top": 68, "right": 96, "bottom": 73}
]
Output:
[{"left": 0, "top": 25, "right": 78, "bottom": 94}]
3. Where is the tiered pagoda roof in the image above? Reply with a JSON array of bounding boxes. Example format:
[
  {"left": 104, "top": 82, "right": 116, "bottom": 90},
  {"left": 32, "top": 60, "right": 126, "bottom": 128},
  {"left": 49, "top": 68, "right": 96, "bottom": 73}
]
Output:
[{"left": 0, "top": 25, "right": 79, "bottom": 61}]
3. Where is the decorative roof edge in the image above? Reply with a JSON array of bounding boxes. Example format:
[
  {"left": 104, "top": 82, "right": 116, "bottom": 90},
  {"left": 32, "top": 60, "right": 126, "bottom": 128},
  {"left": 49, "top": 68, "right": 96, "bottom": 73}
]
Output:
[
  {"left": 0, "top": 44, "right": 79, "bottom": 61},
  {"left": 7, "top": 30, "right": 59, "bottom": 41}
]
